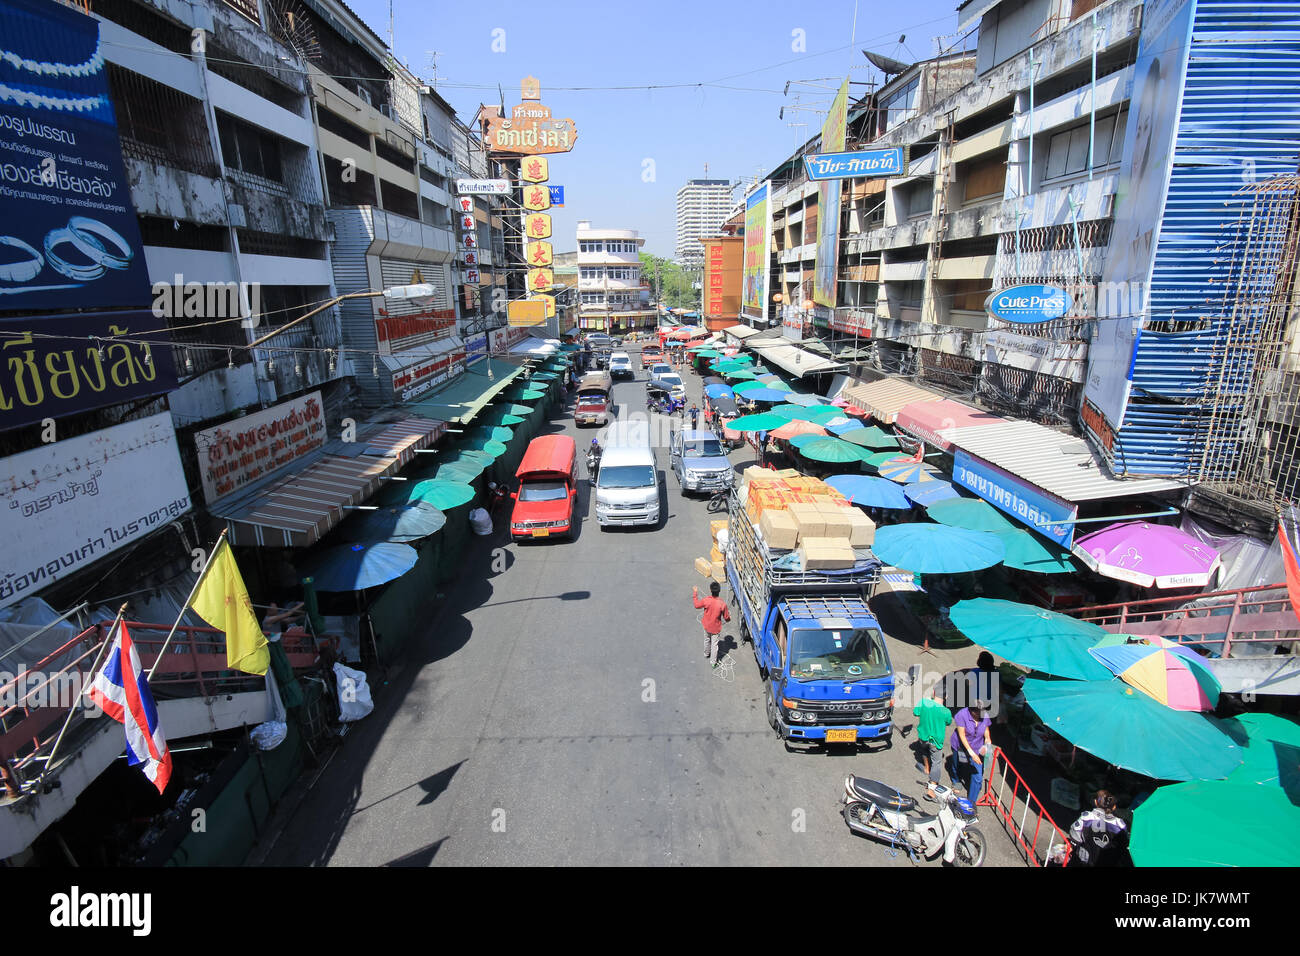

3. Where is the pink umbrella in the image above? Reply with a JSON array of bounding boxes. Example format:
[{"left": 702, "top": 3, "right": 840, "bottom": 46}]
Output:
[
  {"left": 1071, "top": 521, "right": 1222, "bottom": 589},
  {"left": 770, "top": 419, "right": 827, "bottom": 440}
]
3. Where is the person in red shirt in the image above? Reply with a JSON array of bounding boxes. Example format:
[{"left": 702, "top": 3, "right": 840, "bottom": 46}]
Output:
[{"left": 693, "top": 581, "right": 731, "bottom": 668}]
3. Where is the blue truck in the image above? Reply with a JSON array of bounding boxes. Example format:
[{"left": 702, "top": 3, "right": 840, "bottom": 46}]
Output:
[{"left": 725, "top": 492, "right": 895, "bottom": 749}]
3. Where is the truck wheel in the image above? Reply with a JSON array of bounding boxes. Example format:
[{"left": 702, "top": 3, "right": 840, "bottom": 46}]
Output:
[{"left": 764, "top": 687, "right": 782, "bottom": 737}]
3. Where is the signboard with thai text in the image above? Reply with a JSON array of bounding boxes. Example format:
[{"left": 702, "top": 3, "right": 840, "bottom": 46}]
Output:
[
  {"left": 953, "top": 449, "right": 1078, "bottom": 547},
  {"left": 194, "top": 392, "right": 326, "bottom": 503},
  {"left": 457, "top": 179, "right": 511, "bottom": 195},
  {"left": 804, "top": 147, "right": 907, "bottom": 180},
  {"left": 483, "top": 78, "right": 577, "bottom": 155}
]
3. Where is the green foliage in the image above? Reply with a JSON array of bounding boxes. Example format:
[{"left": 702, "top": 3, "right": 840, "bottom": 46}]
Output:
[{"left": 639, "top": 252, "right": 701, "bottom": 311}]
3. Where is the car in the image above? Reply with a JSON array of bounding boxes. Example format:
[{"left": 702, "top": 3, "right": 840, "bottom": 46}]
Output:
[
  {"left": 650, "top": 370, "right": 686, "bottom": 401},
  {"left": 609, "top": 351, "right": 633, "bottom": 378},
  {"left": 510, "top": 436, "right": 579, "bottom": 541},
  {"left": 585, "top": 333, "right": 611, "bottom": 349},
  {"left": 648, "top": 362, "right": 674, "bottom": 379},
  {"left": 670, "top": 429, "right": 734, "bottom": 495},
  {"left": 640, "top": 345, "right": 664, "bottom": 369}
]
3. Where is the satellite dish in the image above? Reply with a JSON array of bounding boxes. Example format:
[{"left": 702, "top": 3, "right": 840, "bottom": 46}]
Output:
[{"left": 863, "top": 51, "right": 910, "bottom": 75}]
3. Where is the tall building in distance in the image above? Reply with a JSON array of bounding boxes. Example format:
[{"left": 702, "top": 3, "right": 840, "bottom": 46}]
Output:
[
  {"left": 576, "top": 222, "right": 655, "bottom": 333},
  {"left": 675, "top": 178, "right": 733, "bottom": 265}
]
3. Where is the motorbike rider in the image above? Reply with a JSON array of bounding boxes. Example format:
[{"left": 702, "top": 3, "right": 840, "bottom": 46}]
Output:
[{"left": 587, "top": 438, "right": 602, "bottom": 476}]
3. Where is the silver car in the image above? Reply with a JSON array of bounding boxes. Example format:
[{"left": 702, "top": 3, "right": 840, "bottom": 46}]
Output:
[{"left": 670, "top": 430, "right": 734, "bottom": 494}]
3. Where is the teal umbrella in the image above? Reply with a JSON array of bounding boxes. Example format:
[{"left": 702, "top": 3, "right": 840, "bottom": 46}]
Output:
[
  {"left": 781, "top": 391, "right": 822, "bottom": 406},
  {"left": 457, "top": 437, "right": 508, "bottom": 458},
  {"left": 865, "top": 451, "right": 905, "bottom": 469},
  {"left": 435, "top": 463, "right": 480, "bottom": 483},
  {"left": 492, "top": 403, "right": 535, "bottom": 418},
  {"left": 732, "top": 380, "right": 767, "bottom": 394},
  {"left": 838, "top": 426, "right": 899, "bottom": 450},
  {"left": 950, "top": 598, "right": 1113, "bottom": 680},
  {"left": 771, "top": 404, "right": 846, "bottom": 426},
  {"left": 797, "top": 437, "right": 871, "bottom": 465},
  {"left": 723, "top": 369, "right": 758, "bottom": 381},
  {"left": 873, "top": 525, "right": 1006, "bottom": 574},
  {"left": 994, "top": 528, "right": 1077, "bottom": 573},
  {"left": 727, "top": 412, "right": 786, "bottom": 432},
  {"left": 529, "top": 372, "right": 558, "bottom": 382},
  {"left": 789, "top": 433, "right": 829, "bottom": 450},
  {"left": 1021, "top": 678, "right": 1243, "bottom": 781},
  {"left": 303, "top": 541, "right": 420, "bottom": 592},
  {"left": 339, "top": 501, "right": 446, "bottom": 544},
  {"left": 506, "top": 388, "right": 546, "bottom": 402},
  {"left": 694, "top": 349, "right": 722, "bottom": 358},
  {"left": 479, "top": 412, "right": 526, "bottom": 428},
  {"left": 1130, "top": 781, "right": 1300, "bottom": 867},
  {"left": 470, "top": 425, "right": 514, "bottom": 443},
  {"left": 1221, "top": 712, "right": 1300, "bottom": 794},
  {"left": 927, "top": 498, "right": 1019, "bottom": 533},
  {"left": 428, "top": 455, "right": 488, "bottom": 481},
  {"left": 383, "top": 479, "right": 475, "bottom": 510}
]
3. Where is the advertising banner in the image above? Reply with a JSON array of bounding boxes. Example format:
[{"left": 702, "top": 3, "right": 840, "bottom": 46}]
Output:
[
  {"left": 0, "top": 0, "right": 153, "bottom": 311},
  {"left": 193, "top": 391, "right": 326, "bottom": 503},
  {"left": 0, "top": 310, "right": 178, "bottom": 432},
  {"left": 813, "top": 79, "right": 850, "bottom": 310},
  {"left": 742, "top": 182, "right": 770, "bottom": 320},
  {"left": 456, "top": 179, "right": 511, "bottom": 195},
  {"left": 1084, "top": 0, "right": 1196, "bottom": 430},
  {"left": 953, "top": 449, "right": 1078, "bottom": 547},
  {"left": 0, "top": 412, "right": 191, "bottom": 609},
  {"left": 804, "top": 147, "right": 906, "bottom": 180}
]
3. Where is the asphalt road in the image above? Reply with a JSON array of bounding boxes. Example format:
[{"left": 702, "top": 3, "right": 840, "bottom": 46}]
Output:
[{"left": 260, "top": 357, "right": 1024, "bottom": 867}]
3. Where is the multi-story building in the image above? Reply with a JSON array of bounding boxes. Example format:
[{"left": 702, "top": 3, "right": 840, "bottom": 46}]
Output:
[
  {"left": 576, "top": 222, "right": 655, "bottom": 333},
  {"left": 675, "top": 178, "right": 733, "bottom": 266}
]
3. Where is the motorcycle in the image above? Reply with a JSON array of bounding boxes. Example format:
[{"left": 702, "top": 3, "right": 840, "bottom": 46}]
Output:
[
  {"left": 586, "top": 447, "right": 601, "bottom": 484},
  {"left": 486, "top": 481, "right": 511, "bottom": 518},
  {"left": 840, "top": 776, "right": 987, "bottom": 866}
]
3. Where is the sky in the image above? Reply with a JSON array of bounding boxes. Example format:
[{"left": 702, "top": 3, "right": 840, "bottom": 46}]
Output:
[{"left": 348, "top": 0, "right": 963, "bottom": 257}]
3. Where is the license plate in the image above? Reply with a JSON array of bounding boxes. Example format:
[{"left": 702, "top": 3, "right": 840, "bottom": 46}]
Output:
[
  {"left": 826, "top": 728, "right": 858, "bottom": 743},
  {"left": 531, "top": 529, "right": 550, "bottom": 537}
]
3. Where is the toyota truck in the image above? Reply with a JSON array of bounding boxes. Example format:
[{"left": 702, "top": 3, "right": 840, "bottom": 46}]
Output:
[{"left": 725, "top": 490, "right": 895, "bottom": 750}]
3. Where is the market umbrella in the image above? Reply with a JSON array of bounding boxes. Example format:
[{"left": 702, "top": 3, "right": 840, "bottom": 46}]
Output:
[
  {"left": 730, "top": 381, "right": 764, "bottom": 395},
  {"left": 558, "top": 343, "right": 582, "bottom": 352},
  {"left": 873, "top": 525, "right": 1006, "bottom": 574},
  {"left": 704, "top": 384, "right": 734, "bottom": 400},
  {"left": 878, "top": 457, "right": 934, "bottom": 484},
  {"left": 783, "top": 405, "right": 847, "bottom": 426},
  {"left": 1020, "top": 678, "right": 1242, "bottom": 781},
  {"left": 1222, "top": 713, "right": 1300, "bottom": 794},
  {"left": 1130, "top": 780, "right": 1300, "bottom": 867},
  {"left": 529, "top": 372, "right": 558, "bottom": 382},
  {"left": 1072, "top": 521, "right": 1222, "bottom": 589},
  {"left": 339, "top": 501, "right": 447, "bottom": 544},
  {"left": 824, "top": 474, "right": 911, "bottom": 509},
  {"left": 770, "top": 418, "right": 827, "bottom": 440},
  {"left": 838, "top": 426, "right": 900, "bottom": 450},
  {"left": 479, "top": 412, "right": 526, "bottom": 428},
  {"left": 456, "top": 437, "right": 508, "bottom": 458},
  {"left": 781, "top": 392, "right": 823, "bottom": 406},
  {"left": 904, "top": 479, "right": 961, "bottom": 506},
  {"left": 865, "top": 451, "right": 909, "bottom": 470},
  {"left": 723, "top": 369, "right": 758, "bottom": 381},
  {"left": 927, "top": 497, "right": 1019, "bottom": 533},
  {"left": 757, "top": 379, "right": 793, "bottom": 392},
  {"left": 727, "top": 412, "right": 786, "bottom": 432},
  {"left": 740, "top": 388, "right": 792, "bottom": 403},
  {"left": 470, "top": 425, "right": 514, "bottom": 443},
  {"left": 393, "top": 479, "right": 476, "bottom": 511},
  {"left": 493, "top": 403, "right": 535, "bottom": 418},
  {"left": 303, "top": 541, "right": 420, "bottom": 592},
  {"left": 950, "top": 598, "right": 1114, "bottom": 681},
  {"left": 826, "top": 419, "right": 871, "bottom": 437},
  {"left": 994, "top": 528, "right": 1077, "bottom": 573},
  {"left": 505, "top": 388, "right": 547, "bottom": 402},
  {"left": 788, "top": 433, "right": 828, "bottom": 449},
  {"left": 702, "top": 376, "right": 727, "bottom": 388},
  {"left": 436, "top": 462, "right": 481, "bottom": 483},
  {"left": 694, "top": 349, "right": 722, "bottom": 359},
  {"left": 1090, "top": 635, "right": 1221, "bottom": 711},
  {"left": 797, "top": 437, "right": 872, "bottom": 465}
]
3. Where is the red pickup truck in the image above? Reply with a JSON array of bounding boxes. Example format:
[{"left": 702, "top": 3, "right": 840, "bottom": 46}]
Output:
[
  {"left": 510, "top": 435, "right": 578, "bottom": 541},
  {"left": 640, "top": 345, "right": 664, "bottom": 369}
]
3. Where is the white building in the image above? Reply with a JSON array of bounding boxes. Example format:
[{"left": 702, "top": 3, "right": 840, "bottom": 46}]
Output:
[
  {"left": 576, "top": 222, "right": 655, "bottom": 333},
  {"left": 675, "top": 179, "right": 733, "bottom": 265}
]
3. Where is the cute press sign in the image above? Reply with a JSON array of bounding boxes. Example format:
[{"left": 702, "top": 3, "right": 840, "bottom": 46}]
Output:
[
  {"left": 194, "top": 392, "right": 327, "bottom": 503},
  {"left": 985, "top": 285, "right": 1073, "bottom": 324},
  {"left": 483, "top": 77, "right": 577, "bottom": 155}
]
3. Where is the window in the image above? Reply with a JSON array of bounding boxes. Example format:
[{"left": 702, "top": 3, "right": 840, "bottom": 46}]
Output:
[
  {"left": 880, "top": 77, "right": 919, "bottom": 134},
  {"left": 579, "top": 241, "right": 602, "bottom": 253},
  {"left": 962, "top": 154, "right": 1007, "bottom": 203},
  {"left": 607, "top": 267, "right": 633, "bottom": 281},
  {"left": 519, "top": 480, "right": 569, "bottom": 502},
  {"left": 581, "top": 267, "right": 603, "bottom": 280},
  {"left": 581, "top": 292, "right": 604, "bottom": 304},
  {"left": 217, "top": 112, "right": 284, "bottom": 182},
  {"left": 1042, "top": 114, "right": 1124, "bottom": 183}
]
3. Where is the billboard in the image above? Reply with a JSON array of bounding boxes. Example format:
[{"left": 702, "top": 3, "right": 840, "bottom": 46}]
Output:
[
  {"left": 1083, "top": 0, "right": 1196, "bottom": 430},
  {"left": 482, "top": 78, "right": 577, "bottom": 155},
  {"left": 0, "top": 310, "right": 178, "bottom": 432},
  {"left": 0, "top": 412, "right": 191, "bottom": 609},
  {"left": 742, "top": 182, "right": 770, "bottom": 320},
  {"left": 193, "top": 392, "right": 326, "bottom": 504},
  {"left": 0, "top": 0, "right": 153, "bottom": 311},
  {"left": 804, "top": 147, "right": 906, "bottom": 180},
  {"left": 813, "top": 79, "right": 850, "bottom": 310}
]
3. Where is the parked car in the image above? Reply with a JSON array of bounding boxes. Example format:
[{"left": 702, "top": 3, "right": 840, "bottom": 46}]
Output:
[
  {"left": 648, "top": 362, "right": 674, "bottom": 379},
  {"left": 510, "top": 435, "right": 578, "bottom": 541},
  {"left": 609, "top": 351, "right": 634, "bottom": 378},
  {"left": 650, "top": 370, "right": 686, "bottom": 401},
  {"left": 670, "top": 429, "right": 734, "bottom": 495},
  {"left": 575, "top": 371, "right": 613, "bottom": 426},
  {"left": 641, "top": 345, "right": 664, "bottom": 369}
]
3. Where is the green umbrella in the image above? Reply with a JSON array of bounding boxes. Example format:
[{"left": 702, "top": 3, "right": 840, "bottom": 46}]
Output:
[
  {"left": 776, "top": 405, "right": 848, "bottom": 426},
  {"left": 770, "top": 403, "right": 810, "bottom": 419},
  {"left": 714, "top": 362, "right": 751, "bottom": 374},
  {"left": 994, "top": 528, "right": 1078, "bottom": 573},
  {"left": 471, "top": 425, "right": 514, "bottom": 443},
  {"left": 727, "top": 412, "right": 786, "bottom": 432},
  {"left": 436, "top": 463, "right": 480, "bottom": 483},
  {"left": 530, "top": 372, "right": 558, "bottom": 381},
  {"left": 381, "top": 479, "right": 474, "bottom": 510},
  {"left": 838, "top": 426, "right": 899, "bottom": 450},
  {"left": 927, "top": 498, "right": 1019, "bottom": 533},
  {"left": 732, "top": 380, "right": 767, "bottom": 394},
  {"left": 1222, "top": 712, "right": 1300, "bottom": 794},
  {"left": 505, "top": 388, "right": 546, "bottom": 402},
  {"left": 479, "top": 412, "right": 526, "bottom": 428},
  {"left": 1020, "top": 678, "right": 1243, "bottom": 781},
  {"left": 695, "top": 349, "right": 722, "bottom": 358},
  {"left": 723, "top": 369, "right": 758, "bottom": 381},
  {"left": 796, "top": 437, "right": 871, "bottom": 464},
  {"left": 1130, "top": 781, "right": 1300, "bottom": 867},
  {"left": 457, "top": 437, "right": 508, "bottom": 458},
  {"left": 492, "top": 403, "right": 535, "bottom": 417},
  {"left": 950, "top": 598, "right": 1112, "bottom": 679}
]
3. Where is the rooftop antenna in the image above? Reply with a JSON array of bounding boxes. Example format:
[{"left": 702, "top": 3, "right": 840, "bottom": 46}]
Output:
[{"left": 425, "top": 51, "right": 443, "bottom": 88}]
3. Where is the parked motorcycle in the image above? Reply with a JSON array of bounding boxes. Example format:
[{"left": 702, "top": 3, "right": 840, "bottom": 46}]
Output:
[
  {"left": 486, "top": 481, "right": 511, "bottom": 517},
  {"left": 840, "top": 776, "right": 986, "bottom": 866}
]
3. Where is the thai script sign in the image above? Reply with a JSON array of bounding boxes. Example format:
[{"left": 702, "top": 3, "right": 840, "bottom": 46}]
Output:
[
  {"left": 456, "top": 179, "right": 511, "bottom": 195},
  {"left": 194, "top": 392, "right": 326, "bottom": 503},
  {"left": 396, "top": 349, "right": 466, "bottom": 401},
  {"left": 0, "top": 412, "right": 191, "bottom": 609},
  {"left": 804, "top": 147, "right": 907, "bottom": 180},
  {"left": 953, "top": 449, "right": 1078, "bottom": 547},
  {"left": 483, "top": 79, "right": 577, "bottom": 155}
]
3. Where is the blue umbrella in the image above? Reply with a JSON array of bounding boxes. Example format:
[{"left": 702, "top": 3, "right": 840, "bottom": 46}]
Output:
[
  {"left": 878, "top": 458, "right": 935, "bottom": 484},
  {"left": 826, "top": 419, "right": 869, "bottom": 436},
  {"left": 704, "top": 383, "right": 734, "bottom": 400},
  {"left": 303, "top": 541, "right": 420, "bottom": 592},
  {"left": 739, "top": 388, "right": 791, "bottom": 403},
  {"left": 1021, "top": 679, "right": 1243, "bottom": 781},
  {"left": 949, "top": 598, "right": 1115, "bottom": 681},
  {"left": 872, "top": 524, "right": 1006, "bottom": 573},
  {"left": 339, "top": 501, "right": 447, "bottom": 544},
  {"left": 824, "top": 474, "right": 911, "bottom": 509},
  {"left": 904, "top": 480, "right": 960, "bottom": 506}
]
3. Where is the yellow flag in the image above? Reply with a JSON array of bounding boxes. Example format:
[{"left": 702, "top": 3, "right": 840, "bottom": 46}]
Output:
[{"left": 189, "top": 539, "right": 269, "bottom": 675}]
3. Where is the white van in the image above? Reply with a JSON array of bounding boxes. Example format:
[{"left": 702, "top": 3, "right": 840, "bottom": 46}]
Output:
[{"left": 595, "top": 420, "right": 659, "bottom": 528}]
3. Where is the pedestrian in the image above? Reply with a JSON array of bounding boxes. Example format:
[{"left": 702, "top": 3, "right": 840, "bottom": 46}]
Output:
[
  {"left": 690, "top": 403, "right": 699, "bottom": 430},
  {"left": 913, "top": 685, "right": 952, "bottom": 802},
  {"left": 946, "top": 700, "right": 992, "bottom": 799},
  {"left": 944, "top": 651, "right": 998, "bottom": 715},
  {"left": 693, "top": 581, "right": 731, "bottom": 668},
  {"left": 1067, "top": 790, "right": 1129, "bottom": 866}
]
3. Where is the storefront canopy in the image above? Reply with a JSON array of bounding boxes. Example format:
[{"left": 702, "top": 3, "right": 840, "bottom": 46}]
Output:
[
  {"left": 406, "top": 358, "right": 524, "bottom": 425},
  {"left": 748, "top": 342, "right": 845, "bottom": 378},
  {"left": 895, "top": 399, "right": 1002, "bottom": 451},
  {"left": 841, "top": 379, "right": 944, "bottom": 424}
]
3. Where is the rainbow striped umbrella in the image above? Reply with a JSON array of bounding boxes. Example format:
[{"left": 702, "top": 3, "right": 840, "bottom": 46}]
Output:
[
  {"left": 878, "top": 457, "right": 934, "bottom": 483},
  {"left": 1089, "top": 634, "right": 1221, "bottom": 712}
]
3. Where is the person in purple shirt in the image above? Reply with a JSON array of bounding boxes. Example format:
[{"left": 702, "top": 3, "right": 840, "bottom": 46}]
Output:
[{"left": 947, "top": 702, "right": 992, "bottom": 799}]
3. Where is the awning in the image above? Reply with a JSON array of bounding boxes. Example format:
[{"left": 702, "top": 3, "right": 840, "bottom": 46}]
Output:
[
  {"left": 895, "top": 399, "right": 1002, "bottom": 451},
  {"left": 405, "top": 358, "right": 525, "bottom": 424},
  {"left": 945, "top": 419, "right": 1187, "bottom": 504},
  {"left": 509, "top": 336, "right": 559, "bottom": 357},
  {"left": 211, "top": 419, "right": 445, "bottom": 548},
  {"left": 842, "top": 378, "right": 944, "bottom": 423},
  {"left": 726, "top": 324, "right": 767, "bottom": 342},
  {"left": 378, "top": 335, "right": 465, "bottom": 373},
  {"left": 749, "top": 342, "right": 846, "bottom": 378}
]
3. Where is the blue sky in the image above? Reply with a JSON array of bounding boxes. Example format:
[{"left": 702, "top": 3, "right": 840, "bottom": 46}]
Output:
[{"left": 349, "top": 0, "right": 962, "bottom": 257}]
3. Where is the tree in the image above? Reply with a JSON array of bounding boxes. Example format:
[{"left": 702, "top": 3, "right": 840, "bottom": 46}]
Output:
[{"left": 639, "top": 252, "right": 700, "bottom": 311}]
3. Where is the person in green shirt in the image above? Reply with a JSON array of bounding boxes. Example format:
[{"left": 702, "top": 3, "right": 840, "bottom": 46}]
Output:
[{"left": 913, "top": 685, "right": 953, "bottom": 802}]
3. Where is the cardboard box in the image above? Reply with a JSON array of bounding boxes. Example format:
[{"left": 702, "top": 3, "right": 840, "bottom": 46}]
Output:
[
  {"left": 710, "top": 544, "right": 724, "bottom": 564},
  {"left": 710, "top": 519, "right": 728, "bottom": 541},
  {"left": 842, "top": 508, "right": 876, "bottom": 547},
  {"left": 799, "top": 536, "right": 857, "bottom": 570},
  {"left": 772, "top": 468, "right": 801, "bottom": 480},
  {"left": 760, "top": 509, "right": 799, "bottom": 550},
  {"left": 694, "top": 557, "right": 713, "bottom": 577},
  {"left": 819, "top": 506, "right": 853, "bottom": 539},
  {"left": 786, "top": 501, "right": 826, "bottom": 538},
  {"left": 711, "top": 559, "right": 726, "bottom": 583}
]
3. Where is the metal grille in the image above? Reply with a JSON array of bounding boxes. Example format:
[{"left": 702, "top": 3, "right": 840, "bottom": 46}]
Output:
[
  {"left": 990, "top": 220, "right": 1111, "bottom": 341},
  {"left": 1196, "top": 176, "right": 1300, "bottom": 506},
  {"left": 920, "top": 348, "right": 976, "bottom": 393},
  {"left": 978, "top": 363, "right": 1081, "bottom": 426},
  {"left": 106, "top": 65, "right": 218, "bottom": 177}
]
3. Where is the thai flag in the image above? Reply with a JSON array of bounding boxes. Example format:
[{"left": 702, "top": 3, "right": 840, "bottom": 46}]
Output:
[{"left": 87, "top": 622, "right": 173, "bottom": 794}]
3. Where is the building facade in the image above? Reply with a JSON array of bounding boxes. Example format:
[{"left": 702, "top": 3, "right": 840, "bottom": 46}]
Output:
[
  {"left": 576, "top": 222, "right": 655, "bottom": 333},
  {"left": 675, "top": 178, "right": 733, "bottom": 266}
]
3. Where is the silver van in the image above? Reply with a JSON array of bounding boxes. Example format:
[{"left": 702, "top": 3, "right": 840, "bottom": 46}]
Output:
[{"left": 595, "top": 420, "right": 659, "bottom": 528}]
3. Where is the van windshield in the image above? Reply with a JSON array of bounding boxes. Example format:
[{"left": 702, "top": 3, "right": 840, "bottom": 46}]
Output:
[
  {"left": 519, "top": 480, "right": 568, "bottom": 502},
  {"left": 788, "top": 627, "right": 889, "bottom": 682},
  {"left": 598, "top": 465, "right": 656, "bottom": 489}
]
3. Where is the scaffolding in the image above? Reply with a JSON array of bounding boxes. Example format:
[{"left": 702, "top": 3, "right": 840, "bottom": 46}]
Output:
[{"left": 1197, "top": 175, "right": 1300, "bottom": 506}]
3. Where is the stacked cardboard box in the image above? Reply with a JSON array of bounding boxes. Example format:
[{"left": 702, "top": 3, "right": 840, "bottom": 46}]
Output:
[
  {"left": 799, "top": 536, "right": 857, "bottom": 570},
  {"left": 759, "top": 509, "right": 799, "bottom": 550}
]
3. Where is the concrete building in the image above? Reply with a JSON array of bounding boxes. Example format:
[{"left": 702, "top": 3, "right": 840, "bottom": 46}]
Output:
[
  {"left": 576, "top": 222, "right": 655, "bottom": 333},
  {"left": 675, "top": 178, "right": 733, "bottom": 266}
]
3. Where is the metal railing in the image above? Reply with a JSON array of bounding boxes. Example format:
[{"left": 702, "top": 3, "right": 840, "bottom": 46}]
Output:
[{"left": 977, "top": 746, "right": 1072, "bottom": 867}]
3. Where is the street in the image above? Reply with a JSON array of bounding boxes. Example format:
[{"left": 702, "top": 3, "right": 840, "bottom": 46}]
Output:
[{"left": 259, "top": 362, "right": 1022, "bottom": 867}]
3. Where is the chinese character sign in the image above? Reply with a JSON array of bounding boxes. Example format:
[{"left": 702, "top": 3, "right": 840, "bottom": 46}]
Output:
[
  {"left": 528, "top": 268, "right": 554, "bottom": 292},
  {"left": 527, "top": 241, "right": 553, "bottom": 267},
  {"left": 521, "top": 156, "right": 550, "bottom": 183},
  {"left": 523, "top": 185, "right": 551, "bottom": 211},
  {"left": 525, "top": 214, "right": 552, "bottom": 239}
]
